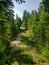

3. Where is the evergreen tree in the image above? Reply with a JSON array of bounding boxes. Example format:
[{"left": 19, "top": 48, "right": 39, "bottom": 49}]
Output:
[{"left": 23, "top": 10, "right": 30, "bottom": 30}]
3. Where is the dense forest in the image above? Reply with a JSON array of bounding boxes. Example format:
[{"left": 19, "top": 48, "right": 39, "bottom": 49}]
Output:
[{"left": 0, "top": 0, "right": 49, "bottom": 65}]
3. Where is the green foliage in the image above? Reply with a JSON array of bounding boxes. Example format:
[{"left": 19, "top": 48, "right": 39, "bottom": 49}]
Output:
[
  {"left": 42, "top": 0, "right": 49, "bottom": 12},
  {"left": 15, "top": 15, "right": 22, "bottom": 33},
  {"left": 0, "top": 0, "right": 22, "bottom": 64},
  {"left": 0, "top": 39, "right": 7, "bottom": 52},
  {"left": 23, "top": 10, "right": 30, "bottom": 30},
  {"left": 21, "top": 0, "right": 49, "bottom": 63},
  {"left": 0, "top": 0, "right": 49, "bottom": 64}
]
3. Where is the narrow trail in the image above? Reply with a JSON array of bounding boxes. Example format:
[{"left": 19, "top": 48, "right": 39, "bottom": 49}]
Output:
[
  {"left": 10, "top": 34, "right": 22, "bottom": 51},
  {"left": 10, "top": 32, "right": 49, "bottom": 65},
  {"left": 10, "top": 32, "right": 38, "bottom": 55}
]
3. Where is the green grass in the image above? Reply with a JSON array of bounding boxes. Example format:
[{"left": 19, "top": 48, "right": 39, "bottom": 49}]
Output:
[
  {"left": 0, "top": 29, "right": 49, "bottom": 65},
  {"left": 20, "top": 30, "right": 49, "bottom": 64}
]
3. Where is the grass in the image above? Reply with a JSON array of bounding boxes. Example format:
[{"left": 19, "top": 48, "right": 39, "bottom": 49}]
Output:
[
  {"left": 0, "top": 28, "right": 49, "bottom": 65},
  {"left": 20, "top": 29, "right": 49, "bottom": 64}
]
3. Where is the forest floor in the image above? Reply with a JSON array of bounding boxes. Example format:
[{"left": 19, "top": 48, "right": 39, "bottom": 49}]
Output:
[{"left": 10, "top": 28, "right": 49, "bottom": 65}]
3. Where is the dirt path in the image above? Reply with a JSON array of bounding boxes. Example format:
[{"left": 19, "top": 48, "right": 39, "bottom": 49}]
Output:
[
  {"left": 10, "top": 34, "right": 22, "bottom": 51},
  {"left": 10, "top": 32, "right": 49, "bottom": 65}
]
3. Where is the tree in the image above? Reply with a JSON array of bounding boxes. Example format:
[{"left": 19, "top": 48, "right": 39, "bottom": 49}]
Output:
[
  {"left": 27, "top": 10, "right": 39, "bottom": 40},
  {"left": 23, "top": 10, "right": 30, "bottom": 30},
  {"left": 16, "top": 0, "right": 25, "bottom": 4},
  {"left": 15, "top": 15, "right": 22, "bottom": 31},
  {"left": 39, "top": 2, "right": 49, "bottom": 45},
  {"left": 42, "top": 0, "right": 49, "bottom": 12},
  {"left": 0, "top": 0, "right": 25, "bottom": 64}
]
